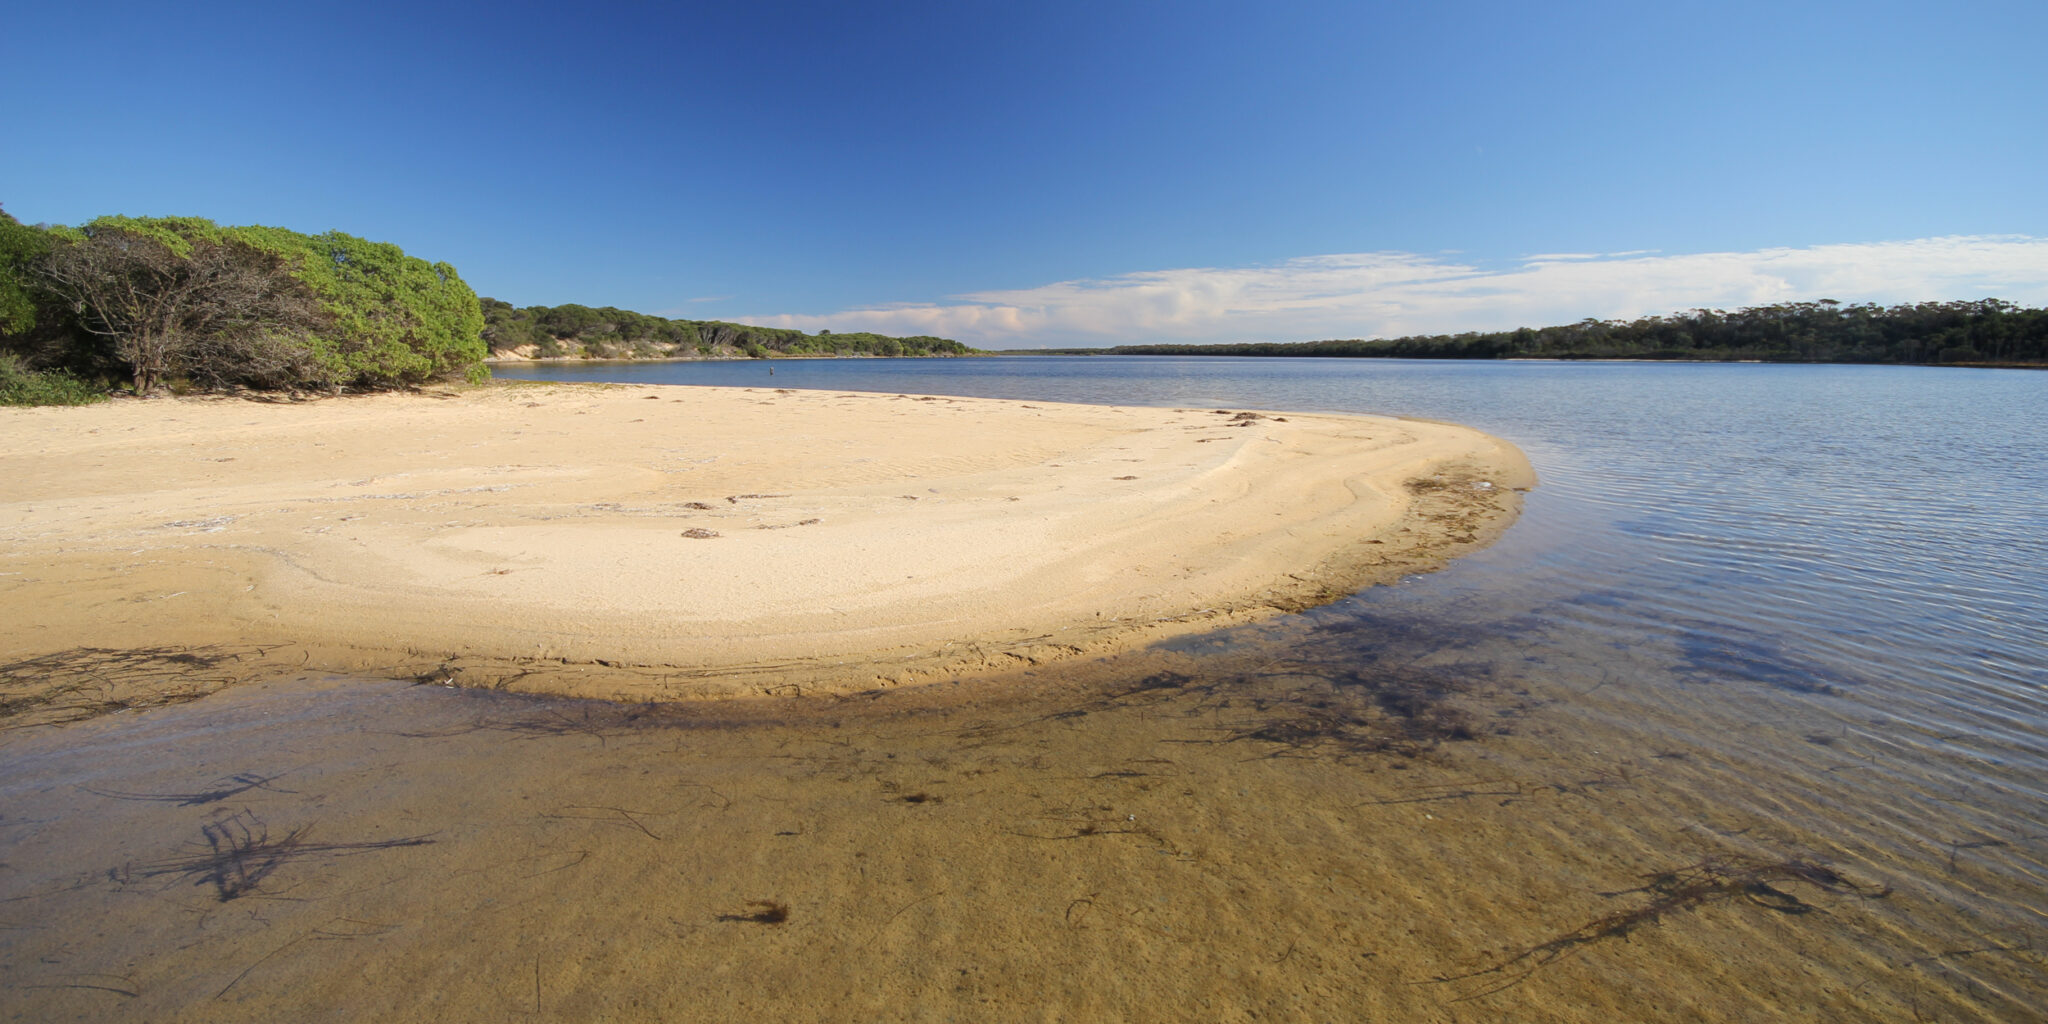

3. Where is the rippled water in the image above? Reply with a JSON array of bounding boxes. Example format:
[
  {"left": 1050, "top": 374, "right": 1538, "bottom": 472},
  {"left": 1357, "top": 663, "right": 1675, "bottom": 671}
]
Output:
[{"left": 6, "top": 356, "right": 2043, "bottom": 1021}]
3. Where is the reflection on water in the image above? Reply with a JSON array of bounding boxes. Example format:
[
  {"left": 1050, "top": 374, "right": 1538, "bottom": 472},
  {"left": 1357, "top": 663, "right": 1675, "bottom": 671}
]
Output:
[{"left": 4, "top": 357, "right": 2045, "bottom": 1020}]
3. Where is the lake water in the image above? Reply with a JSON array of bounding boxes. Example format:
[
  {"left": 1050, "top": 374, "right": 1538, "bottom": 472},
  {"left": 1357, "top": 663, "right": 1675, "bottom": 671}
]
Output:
[{"left": 5, "top": 356, "right": 2044, "bottom": 1021}]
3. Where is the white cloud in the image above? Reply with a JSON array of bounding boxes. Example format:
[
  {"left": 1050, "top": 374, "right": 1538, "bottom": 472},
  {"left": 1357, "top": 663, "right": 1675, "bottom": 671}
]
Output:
[{"left": 744, "top": 236, "right": 2048, "bottom": 347}]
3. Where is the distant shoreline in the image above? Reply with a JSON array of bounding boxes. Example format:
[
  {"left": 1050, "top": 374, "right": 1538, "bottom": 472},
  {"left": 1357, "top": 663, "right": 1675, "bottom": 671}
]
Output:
[
  {"left": 991, "top": 299, "right": 2047, "bottom": 367},
  {"left": 991, "top": 350, "right": 2048, "bottom": 369},
  {"left": 484, "top": 351, "right": 986, "bottom": 366}
]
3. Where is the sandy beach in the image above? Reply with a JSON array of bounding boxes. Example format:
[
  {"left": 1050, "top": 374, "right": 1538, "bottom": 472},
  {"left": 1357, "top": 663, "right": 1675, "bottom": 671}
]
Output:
[{"left": 0, "top": 382, "right": 1530, "bottom": 701}]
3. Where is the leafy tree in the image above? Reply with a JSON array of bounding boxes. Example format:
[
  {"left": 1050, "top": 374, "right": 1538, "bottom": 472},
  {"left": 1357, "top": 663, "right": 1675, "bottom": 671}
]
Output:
[
  {"left": 23, "top": 216, "right": 486, "bottom": 392},
  {"left": 0, "top": 205, "right": 50, "bottom": 336},
  {"left": 36, "top": 220, "right": 324, "bottom": 393},
  {"left": 193, "top": 221, "right": 488, "bottom": 386}
]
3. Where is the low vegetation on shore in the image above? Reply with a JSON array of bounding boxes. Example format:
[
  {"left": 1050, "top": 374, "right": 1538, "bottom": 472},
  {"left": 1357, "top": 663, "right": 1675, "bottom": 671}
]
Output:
[
  {"left": 1031, "top": 300, "right": 2048, "bottom": 366},
  {"left": 481, "top": 298, "right": 974, "bottom": 361},
  {"left": 0, "top": 354, "right": 103, "bottom": 406}
]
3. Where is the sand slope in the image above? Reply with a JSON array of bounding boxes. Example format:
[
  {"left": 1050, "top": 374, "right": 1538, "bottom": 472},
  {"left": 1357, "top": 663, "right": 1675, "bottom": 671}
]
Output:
[{"left": 0, "top": 383, "right": 1531, "bottom": 699}]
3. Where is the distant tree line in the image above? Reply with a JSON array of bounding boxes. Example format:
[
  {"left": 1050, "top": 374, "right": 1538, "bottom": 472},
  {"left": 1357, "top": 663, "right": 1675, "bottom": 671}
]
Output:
[
  {"left": 1, "top": 206, "right": 486, "bottom": 399},
  {"left": 480, "top": 298, "right": 974, "bottom": 360},
  {"left": 1090, "top": 300, "right": 2048, "bottom": 365}
]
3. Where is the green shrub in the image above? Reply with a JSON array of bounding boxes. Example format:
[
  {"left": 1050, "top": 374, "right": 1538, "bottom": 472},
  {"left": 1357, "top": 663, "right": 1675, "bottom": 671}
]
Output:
[
  {"left": 0, "top": 209, "right": 51, "bottom": 336},
  {"left": 0, "top": 355, "right": 105, "bottom": 406},
  {"left": 253, "top": 226, "right": 488, "bottom": 386},
  {"left": 37, "top": 217, "right": 487, "bottom": 392}
]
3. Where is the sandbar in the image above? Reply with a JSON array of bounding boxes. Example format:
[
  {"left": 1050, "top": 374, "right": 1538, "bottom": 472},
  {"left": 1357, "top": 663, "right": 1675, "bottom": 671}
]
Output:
[{"left": 0, "top": 383, "right": 1531, "bottom": 700}]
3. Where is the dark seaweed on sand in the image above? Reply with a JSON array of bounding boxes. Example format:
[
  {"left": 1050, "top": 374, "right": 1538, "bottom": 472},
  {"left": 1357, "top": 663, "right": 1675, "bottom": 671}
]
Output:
[
  {"left": 84, "top": 771, "right": 296, "bottom": 806},
  {"left": 1434, "top": 854, "right": 1891, "bottom": 1000},
  {"left": 120, "top": 809, "right": 434, "bottom": 902},
  {"left": 717, "top": 899, "right": 790, "bottom": 924},
  {"left": 0, "top": 644, "right": 291, "bottom": 731}
]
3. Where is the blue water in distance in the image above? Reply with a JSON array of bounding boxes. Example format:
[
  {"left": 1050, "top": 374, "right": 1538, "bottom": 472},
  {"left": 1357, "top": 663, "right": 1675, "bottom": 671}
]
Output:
[{"left": 495, "top": 356, "right": 2048, "bottom": 835}]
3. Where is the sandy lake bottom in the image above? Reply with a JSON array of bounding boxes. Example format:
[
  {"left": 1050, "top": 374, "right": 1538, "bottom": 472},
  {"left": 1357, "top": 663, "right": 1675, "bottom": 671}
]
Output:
[{"left": 2, "top": 605, "right": 2040, "bottom": 1022}]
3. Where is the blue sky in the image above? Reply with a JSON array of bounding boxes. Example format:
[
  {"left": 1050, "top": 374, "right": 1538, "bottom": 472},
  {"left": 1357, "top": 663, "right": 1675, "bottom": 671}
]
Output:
[{"left": 5, "top": 0, "right": 2043, "bottom": 347}]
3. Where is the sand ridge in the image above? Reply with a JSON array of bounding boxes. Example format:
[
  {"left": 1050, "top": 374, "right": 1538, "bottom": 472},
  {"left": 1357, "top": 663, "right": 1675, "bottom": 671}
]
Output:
[{"left": 0, "top": 382, "right": 1532, "bottom": 699}]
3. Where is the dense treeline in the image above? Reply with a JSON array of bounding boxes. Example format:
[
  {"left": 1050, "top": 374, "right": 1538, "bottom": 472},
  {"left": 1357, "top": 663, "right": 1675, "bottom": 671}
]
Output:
[
  {"left": 1090, "top": 300, "right": 2048, "bottom": 365},
  {"left": 0, "top": 207, "right": 486, "bottom": 397},
  {"left": 481, "top": 298, "right": 973, "bottom": 360},
  {"left": 0, "top": 203, "right": 975, "bottom": 404}
]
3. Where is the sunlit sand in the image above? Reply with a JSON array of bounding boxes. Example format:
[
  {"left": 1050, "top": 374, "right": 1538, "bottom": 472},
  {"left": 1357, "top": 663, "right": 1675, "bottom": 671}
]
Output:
[{"left": 0, "top": 382, "right": 1530, "bottom": 700}]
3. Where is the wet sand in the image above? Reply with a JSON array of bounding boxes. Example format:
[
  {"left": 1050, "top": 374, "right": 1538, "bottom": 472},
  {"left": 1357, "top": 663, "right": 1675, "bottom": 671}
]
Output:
[{"left": 0, "top": 382, "right": 1528, "bottom": 700}]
